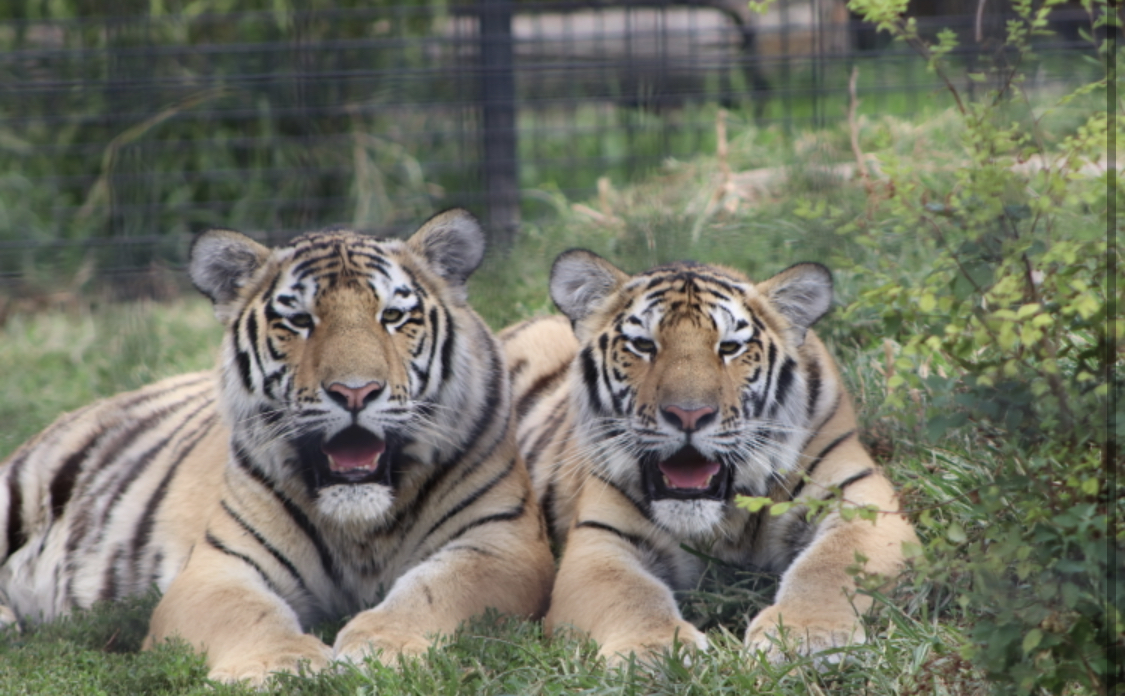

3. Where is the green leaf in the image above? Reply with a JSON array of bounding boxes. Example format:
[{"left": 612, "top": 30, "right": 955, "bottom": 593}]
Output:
[
  {"left": 736, "top": 496, "right": 771, "bottom": 513},
  {"left": 769, "top": 501, "right": 793, "bottom": 516},
  {"left": 947, "top": 521, "right": 968, "bottom": 543},
  {"left": 1022, "top": 628, "right": 1042, "bottom": 654}
]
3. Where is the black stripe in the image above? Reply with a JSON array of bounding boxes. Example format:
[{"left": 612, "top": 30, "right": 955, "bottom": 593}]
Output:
[
  {"left": 437, "top": 340, "right": 505, "bottom": 474},
  {"left": 289, "top": 253, "right": 332, "bottom": 280},
  {"left": 797, "top": 391, "right": 843, "bottom": 456},
  {"left": 781, "top": 516, "right": 815, "bottom": 564},
  {"left": 437, "top": 309, "right": 455, "bottom": 387},
  {"left": 541, "top": 479, "right": 560, "bottom": 540},
  {"left": 65, "top": 396, "right": 211, "bottom": 555},
  {"left": 205, "top": 532, "right": 282, "bottom": 596},
  {"left": 789, "top": 430, "right": 857, "bottom": 498},
  {"left": 47, "top": 377, "right": 214, "bottom": 534},
  {"left": 4, "top": 450, "right": 30, "bottom": 558},
  {"left": 233, "top": 446, "right": 340, "bottom": 584},
  {"left": 96, "top": 397, "right": 215, "bottom": 532},
  {"left": 444, "top": 544, "right": 497, "bottom": 557},
  {"left": 522, "top": 398, "right": 569, "bottom": 472},
  {"left": 508, "top": 357, "right": 528, "bottom": 380},
  {"left": 417, "top": 306, "right": 443, "bottom": 394},
  {"left": 129, "top": 413, "right": 219, "bottom": 579},
  {"left": 597, "top": 334, "right": 624, "bottom": 414},
  {"left": 235, "top": 350, "right": 254, "bottom": 392},
  {"left": 441, "top": 496, "right": 527, "bottom": 546},
  {"left": 498, "top": 316, "right": 545, "bottom": 344},
  {"left": 100, "top": 547, "right": 124, "bottom": 601},
  {"left": 260, "top": 272, "right": 280, "bottom": 305},
  {"left": 575, "top": 520, "right": 650, "bottom": 550},
  {"left": 517, "top": 364, "right": 571, "bottom": 418},
  {"left": 245, "top": 310, "right": 260, "bottom": 355},
  {"left": 591, "top": 471, "right": 651, "bottom": 519},
  {"left": 832, "top": 468, "right": 875, "bottom": 494},
  {"left": 48, "top": 450, "right": 90, "bottom": 519},
  {"left": 769, "top": 357, "right": 797, "bottom": 417},
  {"left": 420, "top": 457, "right": 518, "bottom": 545},
  {"left": 756, "top": 342, "right": 778, "bottom": 418},
  {"left": 805, "top": 357, "right": 822, "bottom": 421},
  {"left": 219, "top": 499, "right": 309, "bottom": 595},
  {"left": 579, "top": 346, "right": 603, "bottom": 415}
]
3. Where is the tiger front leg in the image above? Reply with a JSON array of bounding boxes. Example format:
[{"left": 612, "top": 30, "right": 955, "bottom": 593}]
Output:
[
  {"left": 333, "top": 523, "right": 554, "bottom": 665},
  {"left": 546, "top": 524, "right": 708, "bottom": 666},
  {"left": 144, "top": 544, "right": 332, "bottom": 686},
  {"left": 744, "top": 490, "right": 916, "bottom": 664}
]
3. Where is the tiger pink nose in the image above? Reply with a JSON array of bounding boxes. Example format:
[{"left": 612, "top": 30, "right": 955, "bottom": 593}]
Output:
[
  {"left": 661, "top": 405, "right": 716, "bottom": 432},
  {"left": 326, "top": 381, "right": 384, "bottom": 412}
]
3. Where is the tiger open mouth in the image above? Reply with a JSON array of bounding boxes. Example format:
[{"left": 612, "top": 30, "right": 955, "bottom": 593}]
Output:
[
  {"left": 642, "top": 446, "right": 730, "bottom": 501},
  {"left": 318, "top": 426, "right": 393, "bottom": 486}
]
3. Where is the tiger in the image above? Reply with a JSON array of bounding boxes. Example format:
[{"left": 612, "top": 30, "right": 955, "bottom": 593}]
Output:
[
  {"left": 0, "top": 209, "right": 554, "bottom": 685},
  {"left": 501, "top": 249, "right": 917, "bottom": 664}
]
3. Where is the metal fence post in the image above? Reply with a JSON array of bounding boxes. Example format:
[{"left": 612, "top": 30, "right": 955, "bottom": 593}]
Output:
[{"left": 478, "top": 0, "right": 519, "bottom": 250}]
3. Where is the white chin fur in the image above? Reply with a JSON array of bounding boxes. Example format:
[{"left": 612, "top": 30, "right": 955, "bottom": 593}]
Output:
[
  {"left": 651, "top": 499, "right": 726, "bottom": 539},
  {"left": 316, "top": 484, "right": 395, "bottom": 524}
]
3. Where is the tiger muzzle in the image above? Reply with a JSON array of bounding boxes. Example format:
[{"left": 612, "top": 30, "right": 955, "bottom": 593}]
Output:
[
  {"left": 296, "top": 426, "right": 400, "bottom": 489},
  {"left": 642, "top": 445, "right": 731, "bottom": 502}
]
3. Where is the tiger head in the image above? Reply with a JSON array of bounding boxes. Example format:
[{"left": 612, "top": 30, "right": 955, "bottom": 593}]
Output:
[
  {"left": 550, "top": 250, "right": 833, "bottom": 539},
  {"left": 189, "top": 209, "right": 492, "bottom": 524}
]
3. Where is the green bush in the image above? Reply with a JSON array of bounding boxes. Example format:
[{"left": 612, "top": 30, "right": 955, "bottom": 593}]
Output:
[{"left": 831, "top": 1, "right": 1121, "bottom": 692}]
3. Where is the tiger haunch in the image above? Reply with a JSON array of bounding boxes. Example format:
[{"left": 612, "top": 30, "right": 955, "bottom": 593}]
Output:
[
  {"left": 0, "top": 209, "right": 554, "bottom": 685},
  {"left": 501, "top": 250, "right": 917, "bottom": 664}
]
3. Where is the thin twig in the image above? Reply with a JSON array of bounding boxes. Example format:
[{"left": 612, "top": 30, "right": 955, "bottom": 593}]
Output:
[
  {"left": 846, "top": 66, "right": 871, "bottom": 188},
  {"left": 77, "top": 88, "right": 226, "bottom": 221},
  {"left": 975, "top": 0, "right": 987, "bottom": 44}
]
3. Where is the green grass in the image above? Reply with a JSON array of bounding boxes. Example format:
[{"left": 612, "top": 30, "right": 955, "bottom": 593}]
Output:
[
  {"left": 0, "top": 298, "right": 222, "bottom": 460},
  {"left": 0, "top": 100, "right": 1110, "bottom": 693}
]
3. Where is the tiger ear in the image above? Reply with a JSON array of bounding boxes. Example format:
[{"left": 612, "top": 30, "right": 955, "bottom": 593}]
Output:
[
  {"left": 406, "top": 208, "right": 486, "bottom": 294},
  {"left": 189, "top": 228, "right": 272, "bottom": 323},
  {"left": 550, "top": 249, "right": 629, "bottom": 325},
  {"left": 759, "top": 262, "right": 834, "bottom": 346}
]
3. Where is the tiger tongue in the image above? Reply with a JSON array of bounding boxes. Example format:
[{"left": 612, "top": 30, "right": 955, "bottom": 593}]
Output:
[
  {"left": 322, "top": 429, "right": 386, "bottom": 472},
  {"left": 658, "top": 451, "right": 721, "bottom": 489}
]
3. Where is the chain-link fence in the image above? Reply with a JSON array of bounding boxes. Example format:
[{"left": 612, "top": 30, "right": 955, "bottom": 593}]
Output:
[{"left": 0, "top": 1, "right": 1099, "bottom": 294}]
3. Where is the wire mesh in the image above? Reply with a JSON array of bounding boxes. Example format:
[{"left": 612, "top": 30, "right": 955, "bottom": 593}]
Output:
[{"left": 0, "top": 1, "right": 1100, "bottom": 292}]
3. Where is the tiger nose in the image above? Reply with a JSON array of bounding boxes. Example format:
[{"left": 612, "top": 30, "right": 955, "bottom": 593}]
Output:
[
  {"left": 661, "top": 405, "right": 716, "bottom": 432},
  {"left": 326, "top": 380, "right": 384, "bottom": 412}
]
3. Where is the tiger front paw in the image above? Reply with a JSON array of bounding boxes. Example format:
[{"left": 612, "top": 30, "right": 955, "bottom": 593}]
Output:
[
  {"left": 332, "top": 613, "right": 432, "bottom": 666},
  {"left": 744, "top": 604, "right": 864, "bottom": 665},
  {"left": 206, "top": 634, "right": 332, "bottom": 687},
  {"left": 597, "top": 620, "right": 709, "bottom": 667}
]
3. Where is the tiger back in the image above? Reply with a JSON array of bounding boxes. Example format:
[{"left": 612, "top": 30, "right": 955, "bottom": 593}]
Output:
[
  {"left": 0, "top": 210, "right": 554, "bottom": 685},
  {"left": 501, "top": 249, "right": 916, "bottom": 663}
]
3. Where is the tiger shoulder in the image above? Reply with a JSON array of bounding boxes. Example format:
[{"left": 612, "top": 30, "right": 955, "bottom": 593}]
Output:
[
  {"left": 0, "top": 210, "right": 554, "bottom": 685},
  {"left": 500, "top": 249, "right": 918, "bottom": 664}
]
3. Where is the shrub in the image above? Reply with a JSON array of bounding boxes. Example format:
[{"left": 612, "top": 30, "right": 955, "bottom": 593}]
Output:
[{"left": 831, "top": 0, "right": 1121, "bottom": 692}]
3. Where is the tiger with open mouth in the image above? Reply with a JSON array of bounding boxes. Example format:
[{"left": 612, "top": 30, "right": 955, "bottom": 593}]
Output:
[
  {"left": 0, "top": 210, "right": 554, "bottom": 685},
  {"left": 501, "top": 249, "right": 917, "bottom": 664}
]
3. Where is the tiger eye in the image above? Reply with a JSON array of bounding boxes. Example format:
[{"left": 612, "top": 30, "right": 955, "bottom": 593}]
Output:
[
  {"left": 718, "top": 341, "right": 741, "bottom": 356},
  {"left": 630, "top": 337, "right": 656, "bottom": 354},
  {"left": 382, "top": 308, "right": 404, "bottom": 323},
  {"left": 289, "top": 313, "right": 314, "bottom": 329}
]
